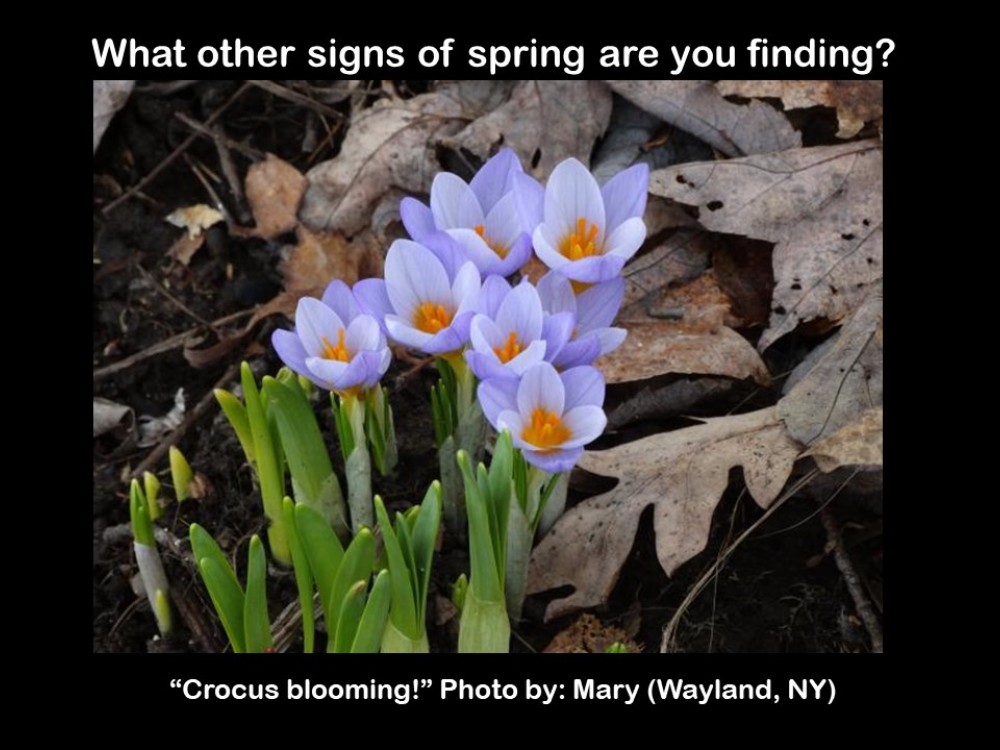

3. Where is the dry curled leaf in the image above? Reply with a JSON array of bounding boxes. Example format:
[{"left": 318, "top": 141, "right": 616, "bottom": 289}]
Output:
[
  {"left": 93, "top": 398, "right": 134, "bottom": 438},
  {"left": 245, "top": 154, "right": 307, "bottom": 239},
  {"left": 443, "top": 80, "right": 613, "bottom": 177},
  {"left": 804, "top": 407, "right": 883, "bottom": 472},
  {"left": 607, "top": 237, "right": 770, "bottom": 386},
  {"left": 528, "top": 406, "right": 800, "bottom": 620},
  {"left": 607, "top": 80, "right": 801, "bottom": 157},
  {"left": 650, "top": 140, "right": 883, "bottom": 349},
  {"left": 778, "top": 283, "right": 883, "bottom": 446},
  {"left": 717, "top": 80, "right": 884, "bottom": 139},
  {"left": 165, "top": 205, "right": 224, "bottom": 238}
]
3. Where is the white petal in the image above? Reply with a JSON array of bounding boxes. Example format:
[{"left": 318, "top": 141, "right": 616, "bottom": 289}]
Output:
[
  {"left": 605, "top": 216, "right": 646, "bottom": 261},
  {"left": 296, "top": 297, "right": 345, "bottom": 357},
  {"left": 533, "top": 225, "right": 569, "bottom": 271},
  {"left": 385, "top": 240, "right": 452, "bottom": 323},
  {"left": 517, "top": 362, "right": 564, "bottom": 417},
  {"left": 544, "top": 158, "right": 606, "bottom": 244},
  {"left": 495, "top": 281, "right": 543, "bottom": 342},
  {"left": 559, "top": 405, "right": 607, "bottom": 448},
  {"left": 484, "top": 191, "right": 526, "bottom": 250},
  {"left": 430, "top": 173, "right": 485, "bottom": 229}
]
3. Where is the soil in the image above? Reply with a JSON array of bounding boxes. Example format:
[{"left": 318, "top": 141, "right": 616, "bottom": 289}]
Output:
[{"left": 92, "top": 81, "right": 882, "bottom": 654}]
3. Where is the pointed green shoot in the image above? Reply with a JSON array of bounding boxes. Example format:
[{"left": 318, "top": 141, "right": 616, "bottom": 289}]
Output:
[
  {"left": 129, "top": 480, "right": 154, "bottom": 547},
  {"left": 190, "top": 523, "right": 246, "bottom": 653},
  {"left": 214, "top": 388, "right": 256, "bottom": 466},
  {"left": 352, "top": 569, "right": 391, "bottom": 653},
  {"left": 293, "top": 503, "right": 344, "bottom": 628},
  {"left": 169, "top": 445, "right": 194, "bottom": 503},
  {"left": 142, "top": 471, "right": 162, "bottom": 522},
  {"left": 326, "top": 529, "right": 375, "bottom": 652},
  {"left": 243, "top": 535, "right": 273, "bottom": 653},
  {"left": 242, "top": 362, "right": 289, "bottom": 564},
  {"left": 153, "top": 589, "right": 173, "bottom": 635}
]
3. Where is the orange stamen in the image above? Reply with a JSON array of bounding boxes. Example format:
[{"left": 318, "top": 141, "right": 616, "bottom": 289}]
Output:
[
  {"left": 521, "top": 408, "right": 571, "bottom": 451},
  {"left": 474, "top": 224, "right": 509, "bottom": 259},
  {"left": 558, "top": 217, "right": 601, "bottom": 261},
  {"left": 413, "top": 302, "right": 453, "bottom": 334},
  {"left": 321, "top": 328, "right": 351, "bottom": 362},
  {"left": 493, "top": 332, "right": 524, "bottom": 363}
]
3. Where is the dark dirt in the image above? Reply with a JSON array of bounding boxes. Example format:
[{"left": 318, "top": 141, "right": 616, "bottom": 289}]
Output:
[{"left": 93, "top": 81, "right": 882, "bottom": 654}]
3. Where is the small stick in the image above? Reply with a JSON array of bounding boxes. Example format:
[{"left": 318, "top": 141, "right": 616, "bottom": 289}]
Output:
[
  {"left": 102, "top": 82, "right": 252, "bottom": 216},
  {"left": 128, "top": 362, "right": 240, "bottom": 481},
  {"left": 93, "top": 309, "right": 253, "bottom": 381},
  {"left": 819, "top": 505, "right": 884, "bottom": 653},
  {"left": 248, "top": 80, "right": 345, "bottom": 121},
  {"left": 183, "top": 154, "right": 236, "bottom": 231},
  {"left": 174, "top": 111, "right": 266, "bottom": 161}
]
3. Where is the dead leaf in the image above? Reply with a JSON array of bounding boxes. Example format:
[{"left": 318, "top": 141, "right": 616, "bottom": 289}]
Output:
[
  {"left": 607, "top": 80, "right": 801, "bottom": 157},
  {"left": 778, "top": 283, "right": 883, "bottom": 446},
  {"left": 804, "top": 407, "right": 883, "bottom": 472},
  {"left": 606, "top": 261, "right": 770, "bottom": 386},
  {"left": 93, "top": 80, "right": 133, "bottom": 153},
  {"left": 300, "top": 86, "right": 486, "bottom": 234},
  {"left": 711, "top": 238, "right": 775, "bottom": 328},
  {"left": 621, "top": 229, "right": 711, "bottom": 309},
  {"left": 137, "top": 388, "right": 186, "bottom": 447},
  {"left": 444, "top": 81, "right": 613, "bottom": 177},
  {"left": 649, "top": 140, "right": 883, "bottom": 349},
  {"left": 245, "top": 154, "right": 307, "bottom": 239},
  {"left": 543, "top": 614, "right": 639, "bottom": 653},
  {"left": 93, "top": 398, "right": 134, "bottom": 438},
  {"left": 280, "top": 225, "right": 383, "bottom": 297},
  {"left": 717, "top": 80, "right": 883, "bottom": 139},
  {"left": 528, "top": 406, "right": 800, "bottom": 619}
]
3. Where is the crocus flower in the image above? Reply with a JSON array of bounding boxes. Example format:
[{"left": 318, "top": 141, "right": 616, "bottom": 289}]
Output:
[
  {"left": 354, "top": 239, "right": 481, "bottom": 357},
  {"left": 465, "top": 278, "right": 574, "bottom": 381},
  {"left": 272, "top": 287, "right": 390, "bottom": 395},
  {"left": 528, "top": 158, "right": 648, "bottom": 284},
  {"left": 400, "top": 148, "right": 534, "bottom": 278},
  {"left": 536, "top": 271, "right": 627, "bottom": 369},
  {"left": 478, "top": 362, "right": 606, "bottom": 473}
]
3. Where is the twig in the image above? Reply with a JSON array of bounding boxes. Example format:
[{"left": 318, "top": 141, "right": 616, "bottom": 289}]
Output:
[
  {"left": 101, "top": 82, "right": 252, "bottom": 216},
  {"left": 183, "top": 154, "right": 236, "bottom": 231},
  {"left": 819, "top": 505, "right": 884, "bottom": 653},
  {"left": 174, "top": 111, "right": 265, "bottom": 161},
  {"left": 93, "top": 309, "right": 253, "bottom": 381},
  {"left": 248, "top": 80, "right": 345, "bottom": 121},
  {"left": 128, "top": 362, "right": 240, "bottom": 481},
  {"left": 661, "top": 469, "right": 819, "bottom": 652}
]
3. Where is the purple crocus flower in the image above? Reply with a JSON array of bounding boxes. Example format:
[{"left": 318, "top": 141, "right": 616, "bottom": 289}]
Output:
[
  {"left": 272, "top": 284, "right": 391, "bottom": 395},
  {"left": 464, "top": 278, "right": 574, "bottom": 382},
  {"left": 537, "top": 271, "right": 627, "bottom": 369},
  {"left": 528, "top": 158, "right": 648, "bottom": 285},
  {"left": 478, "top": 362, "right": 607, "bottom": 474},
  {"left": 354, "top": 239, "right": 481, "bottom": 357},
  {"left": 400, "top": 148, "right": 534, "bottom": 278}
]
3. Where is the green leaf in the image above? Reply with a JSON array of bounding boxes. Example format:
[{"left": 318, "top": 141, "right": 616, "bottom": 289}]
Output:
[
  {"left": 142, "top": 471, "right": 162, "bottom": 522},
  {"left": 332, "top": 394, "right": 355, "bottom": 460},
  {"left": 294, "top": 503, "right": 344, "bottom": 628},
  {"left": 214, "top": 388, "right": 256, "bottom": 466},
  {"left": 283, "top": 498, "right": 314, "bottom": 653},
  {"left": 169, "top": 446, "right": 194, "bottom": 503},
  {"left": 458, "top": 586, "right": 509, "bottom": 653},
  {"left": 242, "top": 362, "right": 289, "bottom": 564},
  {"left": 333, "top": 581, "right": 367, "bottom": 653},
  {"left": 153, "top": 589, "right": 173, "bottom": 636},
  {"left": 243, "top": 535, "right": 273, "bottom": 653},
  {"left": 410, "top": 482, "right": 442, "bottom": 624},
  {"left": 263, "top": 377, "right": 346, "bottom": 534},
  {"left": 375, "top": 497, "right": 417, "bottom": 639},
  {"left": 327, "top": 529, "right": 375, "bottom": 650},
  {"left": 459, "top": 451, "right": 500, "bottom": 603},
  {"left": 190, "top": 524, "right": 246, "bottom": 653},
  {"left": 352, "top": 569, "right": 391, "bottom": 653},
  {"left": 129, "top": 480, "right": 154, "bottom": 547}
]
